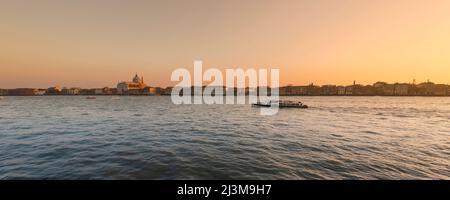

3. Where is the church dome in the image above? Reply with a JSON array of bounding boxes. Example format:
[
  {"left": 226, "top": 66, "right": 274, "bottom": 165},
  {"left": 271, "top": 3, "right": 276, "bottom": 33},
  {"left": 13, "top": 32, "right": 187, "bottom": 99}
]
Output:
[{"left": 133, "top": 74, "right": 141, "bottom": 83}]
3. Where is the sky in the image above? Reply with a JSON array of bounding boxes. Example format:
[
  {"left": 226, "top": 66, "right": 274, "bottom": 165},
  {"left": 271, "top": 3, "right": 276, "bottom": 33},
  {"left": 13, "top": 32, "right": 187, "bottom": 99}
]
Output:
[{"left": 1, "top": 0, "right": 450, "bottom": 88}]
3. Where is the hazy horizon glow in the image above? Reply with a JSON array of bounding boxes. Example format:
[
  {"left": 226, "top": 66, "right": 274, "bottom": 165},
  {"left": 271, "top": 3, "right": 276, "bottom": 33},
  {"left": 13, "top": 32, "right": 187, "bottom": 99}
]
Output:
[{"left": 1, "top": 0, "right": 450, "bottom": 88}]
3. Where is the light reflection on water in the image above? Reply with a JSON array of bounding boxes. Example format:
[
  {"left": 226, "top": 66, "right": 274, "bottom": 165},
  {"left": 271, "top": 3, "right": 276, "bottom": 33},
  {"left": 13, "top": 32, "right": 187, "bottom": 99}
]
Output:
[{"left": 0, "top": 96, "right": 449, "bottom": 179}]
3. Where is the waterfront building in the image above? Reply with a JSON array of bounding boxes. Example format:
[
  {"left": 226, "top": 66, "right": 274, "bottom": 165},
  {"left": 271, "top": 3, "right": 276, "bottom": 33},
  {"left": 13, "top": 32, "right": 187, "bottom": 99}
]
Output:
[
  {"left": 407, "top": 84, "right": 419, "bottom": 95},
  {"left": 61, "top": 87, "right": 81, "bottom": 95},
  {"left": 45, "top": 87, "right": 61, "bottom": 95},
  {"left": 416, "top": 81, "right": 439, "bottom": 95},
  {"left": 279, "top": 86, "right": 290, "bottom": 96},
  {"left": 142, "top": 87, "right": 157, "bottom": 95},
  {"left": 337, "top": 86, "right": 346, "bottom": 95},
  {"left": 126, "top": 87, "right": 158, "bottom": 95},
  {"left": 0, "top": 88, "right": 45, "bottom": 96},
  {"left": 94, "top": 88, "right": 104, "bottom": 95},
  {"left": 382, "top": 84, "right": 395, "bottom": 95},
  {"left": 8, "top": 88, "right": 40, "bottom": 96},
  {"left": 357, "top": 85, "right": 375, "bottom": 95},
  {"left": 70, "top": 88, "right": 81, "bottom": 95},
  {"left": 344, "top": 85, "right": 354, "bottom": 95},
  {"left": 289, "top": 86, "right": 308, "bottom": 95},
  {"left": 320, "top": 85, "right": 338, "bottom": 95},
  {"left": 393, "top": 83, "right": 409, "bottom": 96},
  {"left": 373, "top": 81, "right": 388, "bottom": 88},
  {"left": 35, "top": 89, "right": 46, "bottom": 95},
  {"left": 79, "top": 89, "right": 95, "bottom": 95},
  {"left": 373, "top": 82, "right": 394, "bottom": 96},
  {"left": 117, "top": 74, "right": 147, "bottom": 95},
  {"left": 281, "top": 85, "right": 308, "bottom": 96},
  {"left": 0, "top": 89, "right": 7, "bottom": 96},
  {"left": 340, "top": 85, "right": 374, "bottom": 96},
  {"left": 162, "top": 87, "right": 173, "bottom": 95},
  {"left": 93, "top": 87, "right": 113, "bottom": 95},
  {"left": 432, "top": 84, "right": 448, "bottom": 96},
  {"left": 61, "top": 87, "right": 69, "bottom": 95},
  {"left": 305, "top": 84, "right": 321, "bottom": 95},
  {"left": 110, "top": 88, "right": 118, "bottom": 95}
]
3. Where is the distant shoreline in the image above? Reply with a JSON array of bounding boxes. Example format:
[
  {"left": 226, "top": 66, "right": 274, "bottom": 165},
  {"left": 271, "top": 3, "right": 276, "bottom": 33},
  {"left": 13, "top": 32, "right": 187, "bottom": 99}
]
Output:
[
  {"left": 1, "top": 81, "right": 450, "bottom": 96},
  {"left": 1, "top": 94, "right": 449, "bottom": 97}
]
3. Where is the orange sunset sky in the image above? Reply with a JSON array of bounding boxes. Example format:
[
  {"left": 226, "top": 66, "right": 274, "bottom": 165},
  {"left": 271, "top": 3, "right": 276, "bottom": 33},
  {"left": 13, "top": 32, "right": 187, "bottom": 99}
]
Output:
[{"left": 1, "top": 0, "right": 449, "bottom": 88}]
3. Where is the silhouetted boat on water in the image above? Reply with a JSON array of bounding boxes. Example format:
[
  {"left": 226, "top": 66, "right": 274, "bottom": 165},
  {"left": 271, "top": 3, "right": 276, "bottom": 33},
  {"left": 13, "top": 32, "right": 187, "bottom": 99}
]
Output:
[
  {"left": 86, "top": 96, "right": 96, "bottom": 99},
  {"left": 252, "top": 100, "right": 308, "bottom": 108}
]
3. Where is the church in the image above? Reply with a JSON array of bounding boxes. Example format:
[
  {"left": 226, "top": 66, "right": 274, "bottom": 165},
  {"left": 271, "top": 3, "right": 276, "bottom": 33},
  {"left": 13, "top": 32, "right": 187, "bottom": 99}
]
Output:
[{"left": 117, "top": 74, "right": 147, "bottom": 95}]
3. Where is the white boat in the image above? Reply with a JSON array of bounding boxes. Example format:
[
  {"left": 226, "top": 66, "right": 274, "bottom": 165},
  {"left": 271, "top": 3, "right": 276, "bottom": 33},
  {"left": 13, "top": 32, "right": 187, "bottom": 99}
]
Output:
[{"left": 252, "top": 100, "right": 308, "bottom": 108}]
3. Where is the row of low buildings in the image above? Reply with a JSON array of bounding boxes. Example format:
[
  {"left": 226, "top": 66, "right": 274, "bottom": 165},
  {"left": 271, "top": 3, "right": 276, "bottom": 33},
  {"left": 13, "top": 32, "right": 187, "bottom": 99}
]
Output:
[
  {"left": 0, "top": 88, "right": 46, "bottom": 96},
  {"left": 0, "top": 74, "right": 170, "bottom": 96},
  {"left": 1, "top": 77, "right": 449, "bottom": 96},
  {"left": 0, "top": 86, "right": 169, "bottom": 96},
  {"left": 277, "top": 81, "right": 450, "bottom": 96},
  {"left": 176, "top": 81, "right": 450, "bottom": 96}
]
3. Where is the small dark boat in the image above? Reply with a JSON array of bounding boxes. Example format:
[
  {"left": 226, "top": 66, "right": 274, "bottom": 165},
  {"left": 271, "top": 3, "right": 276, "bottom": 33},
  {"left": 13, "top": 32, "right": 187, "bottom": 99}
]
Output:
[
  {"left": 252, "top": 102, "right": 271, "bottom": 107},
  {"left": 252, "top": 100, "right": 308, "bottom": 108},
  {"left": 86, "top": 96, "right": 97, "bottom": 99}
]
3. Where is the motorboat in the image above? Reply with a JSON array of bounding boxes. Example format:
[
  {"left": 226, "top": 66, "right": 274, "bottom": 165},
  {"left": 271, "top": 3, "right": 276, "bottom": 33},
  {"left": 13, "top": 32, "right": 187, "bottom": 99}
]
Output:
[
  {"left": 252, "top": 100, "right": 308, "bottom": 108},
  {"left": 86, "top": 96, "right": 97, "bottom": 99}
]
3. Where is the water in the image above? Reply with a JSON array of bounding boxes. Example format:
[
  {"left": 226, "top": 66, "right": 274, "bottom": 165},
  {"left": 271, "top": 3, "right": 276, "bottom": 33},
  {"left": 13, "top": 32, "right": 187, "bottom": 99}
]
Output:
[{"left": 0, "top": 96, "right": 449, "bottom": 180}]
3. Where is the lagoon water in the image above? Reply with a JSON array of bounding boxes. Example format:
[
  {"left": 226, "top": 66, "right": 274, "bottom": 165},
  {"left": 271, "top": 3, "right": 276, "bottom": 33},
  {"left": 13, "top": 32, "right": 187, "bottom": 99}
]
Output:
[{"left": 0, "top": 96, "right": 449, "bottom": 179}]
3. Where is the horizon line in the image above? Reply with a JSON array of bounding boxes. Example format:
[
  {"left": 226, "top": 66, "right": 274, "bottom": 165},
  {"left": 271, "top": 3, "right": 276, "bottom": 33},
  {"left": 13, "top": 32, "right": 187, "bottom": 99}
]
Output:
[{"left": 1, "top": 80, "right": 449, "bottom": 90}]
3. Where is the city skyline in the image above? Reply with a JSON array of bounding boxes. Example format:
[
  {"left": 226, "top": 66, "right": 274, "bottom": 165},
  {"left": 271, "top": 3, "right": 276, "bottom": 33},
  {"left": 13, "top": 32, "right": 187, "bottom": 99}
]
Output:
[
  {"left": 1, "top": 74, "right": 449, "bottom": 97},
  {"left": 1, "top": 0, "right": 450, "bottom": 88},
  {"left": 0, "top": 73, "right": 448, "bottom": 90}
]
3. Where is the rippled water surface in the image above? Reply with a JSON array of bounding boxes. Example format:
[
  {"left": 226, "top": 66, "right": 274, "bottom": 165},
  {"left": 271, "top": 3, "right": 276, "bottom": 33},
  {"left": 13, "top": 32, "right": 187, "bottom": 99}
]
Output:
[{"left": 0, "top": 96, "right": 449, "bottom": 179}]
